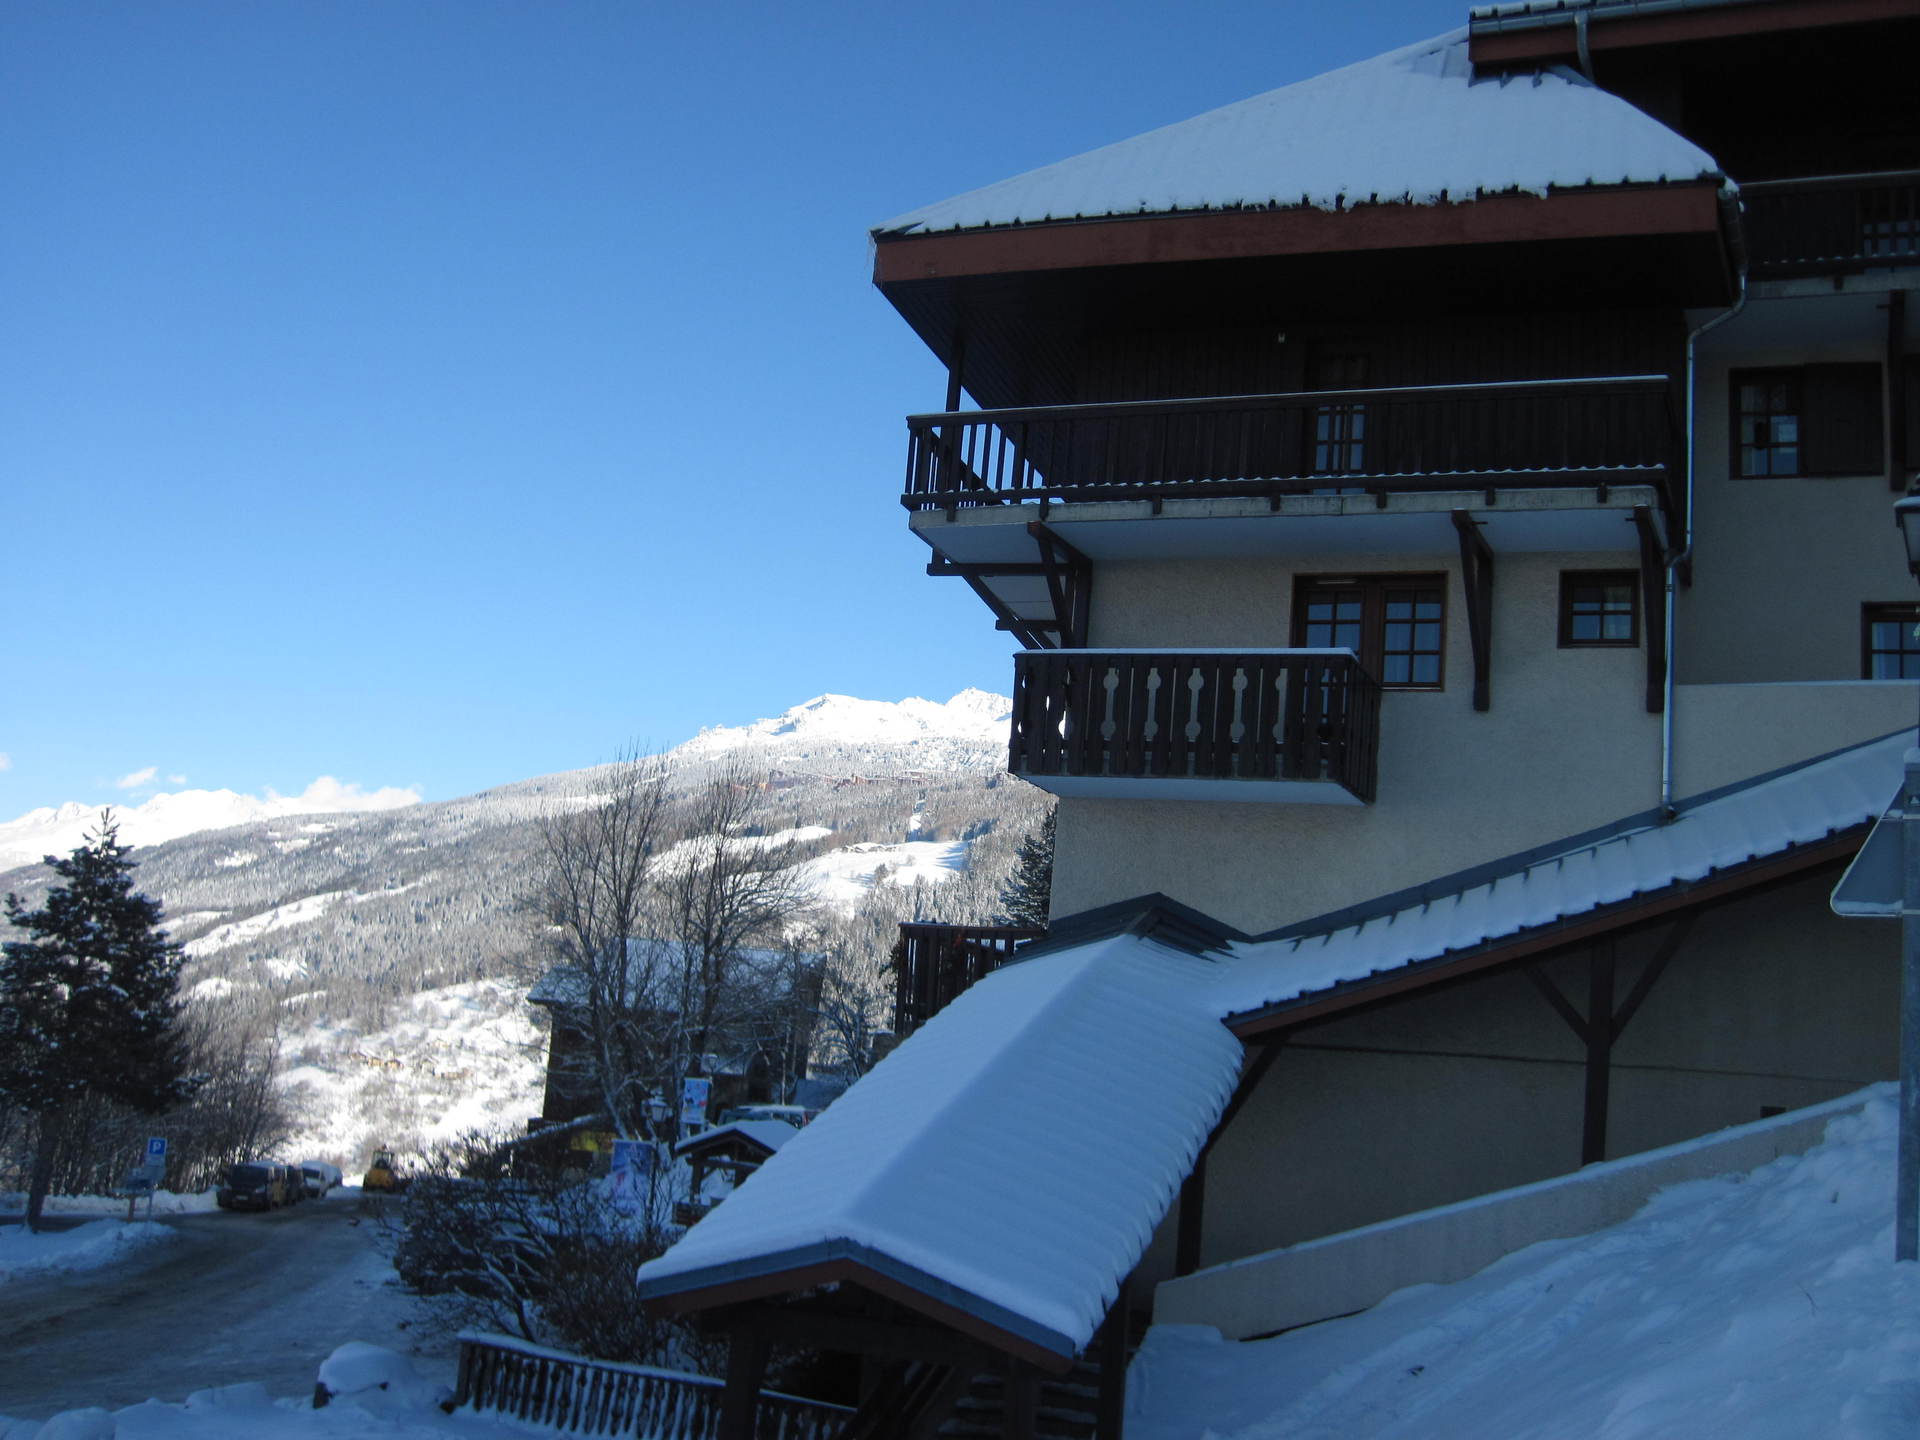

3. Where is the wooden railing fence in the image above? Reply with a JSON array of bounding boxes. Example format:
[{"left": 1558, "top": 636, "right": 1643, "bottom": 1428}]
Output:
[
  {"left": 904, "top": 375, "right": 1674, "bottom": 510},
  {"left": 892, "top": 924, "right": 1044, "bottom": 1038},
  {"left": 1745, "top": 170, "right": 1920, "bottom": 279},
  {"left": 1010, "top": 649, "right": 1381, "bottom": 803},
  {"left": 452, "top": 1332, "right": 852, "bottom": 1440}
]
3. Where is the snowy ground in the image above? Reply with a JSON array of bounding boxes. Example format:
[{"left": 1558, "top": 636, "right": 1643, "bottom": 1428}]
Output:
[
  {"left": 0, "top": 1221, "right": 179, "bottom": 1287},
  {"left": 278, "top": 979, "right": 545, "bottom": 1169},
  {"left": 1127, "top": 1086, "right": 1920, "bottom": 1440}
]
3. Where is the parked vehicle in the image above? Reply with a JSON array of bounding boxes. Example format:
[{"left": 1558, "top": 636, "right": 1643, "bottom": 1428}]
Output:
[
  {"left": 217, "top": 1162, "right": 285, "bottom": 1211},
  {"left": 301, "top": 1161, "right": 343, "bottom": 1198},
  {"left": 363, "top": 1148, "right": 409, "bottom": 1194}
]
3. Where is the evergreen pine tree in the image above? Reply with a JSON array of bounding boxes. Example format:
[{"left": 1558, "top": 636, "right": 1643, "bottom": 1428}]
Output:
[
  {"left": 2, "top": 817, "right": 199, "bottom": 1228},
  {"left": 996, "top": 807, "right": 1054, "bottom": 929}
]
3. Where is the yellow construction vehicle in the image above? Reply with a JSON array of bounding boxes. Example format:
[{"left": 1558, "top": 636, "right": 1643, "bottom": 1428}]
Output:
[{"left": 362, "top": 1147, "right": 409, "bottom": 1194}]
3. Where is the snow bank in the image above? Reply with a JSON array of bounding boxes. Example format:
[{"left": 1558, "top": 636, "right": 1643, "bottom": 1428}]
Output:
[
  {"left": 0, "top": 1191, "right": 218, "bottom": 1219},
  {"left": 1127, "top": 1087, "right": 1920, "bottom": 1439},
  {"left": 0, "top": 1220, "right": 177, "bottom": 1287}
]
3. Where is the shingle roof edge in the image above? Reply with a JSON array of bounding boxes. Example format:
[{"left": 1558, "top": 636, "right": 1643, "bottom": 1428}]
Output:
[{"left": 1247, "top": 726, "right": 1911, "bottom": 945}]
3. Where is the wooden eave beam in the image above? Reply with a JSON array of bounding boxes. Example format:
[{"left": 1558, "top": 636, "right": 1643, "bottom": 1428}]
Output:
[
  {"left": 706, "top": 1300, "right": 1003, "bottom": 1370},
  {"left": 873, "top": 184, "right": 1725, "bottom": 285},
  {"left": 1226, "top": 827, "right": 1865, "bottom": 1039},
  {"left": 641, "top": 1256, "right": 1077, "bottom": 1375},
  {"left": 1469, "top": 0, "right": 1920, "bottom": 68}
]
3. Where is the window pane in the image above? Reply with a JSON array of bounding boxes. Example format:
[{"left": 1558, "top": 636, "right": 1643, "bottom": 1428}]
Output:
[
  {"left": 1382, "top": 655, "right": 1410, "bottom": 683},
  {"left": 1602, "top": 613, "right": 1632, "bottom": 640},
  {"left": 1412, "top": 655, "right": 1440, "bottom": 684}
]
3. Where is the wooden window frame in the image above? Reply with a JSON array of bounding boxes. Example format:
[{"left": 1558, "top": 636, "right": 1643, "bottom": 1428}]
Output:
[
  {"left": 1292, "top": 572, "right": 1447, "bottom": 691},
  {"left": 1558, "top": 570, "right": 1641, "bottom": 649},
  {"left": 1731, "top": 363, "right": 1886, "bottom": 480},
  {"left": 1862, "top": 602, "right": 1920, "bottom": 679},
  {"left": 1731, "top": 367, "right": 1804, "bottom": 478}
]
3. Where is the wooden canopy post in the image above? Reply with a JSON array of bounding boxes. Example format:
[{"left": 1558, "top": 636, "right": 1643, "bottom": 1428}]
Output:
[
  {"left": 1094, "top": 1278, "right": 1130, "bottom": 1440},
  {"left": 716, "top": 1326, "right": 770, "bottom": 1440},
  {"left": 1582, "top": 939, "right": 1616, "bottom": 1165},
  {"left": 1001, "top": 1361, "right": 1038, "bottom": 1440}
]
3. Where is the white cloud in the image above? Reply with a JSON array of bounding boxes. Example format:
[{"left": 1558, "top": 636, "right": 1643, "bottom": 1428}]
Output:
[
  {"left": 115, "top": 766, "right": 158, "bottom": 790},
  {"left": 167, "top": 773, "right": 188, "bottom": 785},
  {"left": 0, "top": 753, "right": 11, "bottom": 772},
  {"left": 264, "top": 776, "right": 422, "bottom": 814}
]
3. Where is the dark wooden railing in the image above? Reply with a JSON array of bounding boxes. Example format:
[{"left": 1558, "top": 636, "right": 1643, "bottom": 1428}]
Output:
[
  {"left": 1745, "top": 170, "right": 1920, "bottom": 280},
  {"left": 452, "top": 1332, "right": 852, "bottom": 1439},
  {"left": 1010, "top": 650, "right": 1380, "bottom": 803},
  {"left": 904, "top": 375, "right": 1674, "bottom": 510},
  {"left": 892, "top": 923, "right": 1044, "bottom": 1038}
]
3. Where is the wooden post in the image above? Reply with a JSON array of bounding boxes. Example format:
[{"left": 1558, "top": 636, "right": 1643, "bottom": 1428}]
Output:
[
  {"left": 717, "top": 1326, "right": 770, "bottom": 1440},
  {"left": 1175, "top": 1151, "right": 1206, "bottom": 1276},
  {"left": 1583, "top": 940, "right": 1616, "bottom": 1165},
  {"left": 1002, "top": 1361, "right": 1038, "bottom": 1440},
  {"left": 1096, "top": 1278, "right": 1130, "bottom": 1440}
]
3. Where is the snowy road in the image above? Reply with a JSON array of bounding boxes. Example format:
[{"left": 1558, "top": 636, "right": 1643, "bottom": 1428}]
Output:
[{"left": 0, "top": 1193, "right": 447, "bottom": 1421}]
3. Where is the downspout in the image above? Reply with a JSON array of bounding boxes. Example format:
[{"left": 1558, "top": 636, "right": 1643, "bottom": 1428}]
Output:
[{"left": 1663, "top": 188, "right": 1748, "bottom": 818}]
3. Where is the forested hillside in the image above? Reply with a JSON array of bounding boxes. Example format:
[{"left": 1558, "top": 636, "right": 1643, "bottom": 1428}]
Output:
[{"left": 0, "top": 692, "right": 1048, "bottom": 1176}]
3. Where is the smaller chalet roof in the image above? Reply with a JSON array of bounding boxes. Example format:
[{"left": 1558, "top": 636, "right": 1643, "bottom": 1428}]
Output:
[
  {"left": 673, "top": 1120, "right": 799, "bottom": 1158},
  {"left": 875, "top": 29, "right": 1719, "bottom": 237},
  {"left": 634, "top": 933, "right": 1244, "bottom": 1361},
  {"left": 1211, "top": 728, "right": 1909, "bottom": 1024}
]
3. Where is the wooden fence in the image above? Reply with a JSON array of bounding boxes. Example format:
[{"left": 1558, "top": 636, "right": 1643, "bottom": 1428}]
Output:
[
  {"left": 452, "top": 1332, "right": 852, "bottom": 1440},
  {"left": 1010, "top": 649, "right": 1381, "bottom": 803},
  {"left": 904, "top": 375, "right": 1674, "bottom": 510}
]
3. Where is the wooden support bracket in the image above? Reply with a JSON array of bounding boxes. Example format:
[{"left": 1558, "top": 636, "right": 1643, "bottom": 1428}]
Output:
[{"left": 1452, "top": 510, "right": 1494, "bottom": 712}]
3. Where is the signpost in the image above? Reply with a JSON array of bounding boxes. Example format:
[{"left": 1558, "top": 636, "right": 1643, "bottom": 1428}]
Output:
[
  {"left": 680, "top": 1076, "right": 712, "bottom": 1135},
  {"left": 1830, "top": 757, "right": 1920, "bottom": 1262}
]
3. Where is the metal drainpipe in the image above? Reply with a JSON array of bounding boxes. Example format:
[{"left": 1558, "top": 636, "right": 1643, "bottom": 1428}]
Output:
[{"left": 1663, "top": 260, "right": 1748, "bottom": 819}]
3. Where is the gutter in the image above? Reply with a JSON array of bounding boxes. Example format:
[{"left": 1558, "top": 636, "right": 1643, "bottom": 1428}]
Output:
[{"left": 1664, "top": 187, "right": 1748, "bottom": 818}]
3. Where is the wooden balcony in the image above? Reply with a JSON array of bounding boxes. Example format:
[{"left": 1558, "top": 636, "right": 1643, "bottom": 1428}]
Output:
[
  {"left": 1010, "top": 649, "right": 1380, "bottom": 804},
  {"left": 1744, "top": 170, "right": 1920, "bottom": 280},
  {"left": 891, "top": 923, "right": 1044, "bottom": 1038},
  {"left": 904, "top": 375, "right": 1675, "bottom": 512}
]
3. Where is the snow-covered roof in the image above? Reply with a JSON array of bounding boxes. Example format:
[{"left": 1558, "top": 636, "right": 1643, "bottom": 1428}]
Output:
[
  {"left": 635, "top": 933, "right": 1245, "bottom": 1359},
  {"left": 672, "top": 1120, "right": 798, "bottom": 1157},
  {"left": 876, "top": 30, "right": 1719, "bottom": 238},
  {"left": 1210, "top": 728, "right": 1908, "bottom": 1022}
]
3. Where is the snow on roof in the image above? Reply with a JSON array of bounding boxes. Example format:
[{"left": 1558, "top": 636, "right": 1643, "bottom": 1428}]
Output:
[
  {"left": 875, "top": 30, "right": 1719, "bottom": 237},
  {"left": 672, "top": 1119, "right": 798, "bottom": 1157},
  {"left": 1209, "top": 728, "right": 1908, "bottom": 1021},
  {"left": 636, "top": 933, "right": 1244, "bottom": 1357}
]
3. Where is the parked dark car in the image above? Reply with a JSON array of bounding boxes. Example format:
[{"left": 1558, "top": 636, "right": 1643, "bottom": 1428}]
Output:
[{"left": 217, "top": 1162, "right": 284, "bottom": 1211}]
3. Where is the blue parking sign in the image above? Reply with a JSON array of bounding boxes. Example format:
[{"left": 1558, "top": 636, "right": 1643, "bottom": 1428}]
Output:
[{"left": 146, "top": 1136, "right": 167, "bottom": 1160}]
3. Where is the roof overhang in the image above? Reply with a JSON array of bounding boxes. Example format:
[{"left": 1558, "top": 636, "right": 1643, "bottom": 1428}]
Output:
[
  {"left": 874, "top": 182, "right": 1724, "bottom": 285},
  {"left": 1468, "top": 0, "right": 1920, "bottom": 69},
  {"left": 636, "top": 1238, "right": 1081, "bottom": 1372},
  {"left": 1225, "top": 823, "right": 1866, "bottom": 1038}
]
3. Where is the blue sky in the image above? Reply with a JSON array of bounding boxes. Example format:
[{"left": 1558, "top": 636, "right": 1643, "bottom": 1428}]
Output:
[{"left": 3, "top": 0, "right": 1467, "bottom": 816}]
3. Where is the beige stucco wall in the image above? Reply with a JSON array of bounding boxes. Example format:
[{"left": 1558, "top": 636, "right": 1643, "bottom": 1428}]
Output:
[
  {"left": 1130, "top": 870, "right": 1895, "bottom": 1296},
  {"left": 1679, "top": 291, "right": 1916, "bottom": 684},
  {"left": 1060, "top": 548, "right": 1661, "bottom": 932}
]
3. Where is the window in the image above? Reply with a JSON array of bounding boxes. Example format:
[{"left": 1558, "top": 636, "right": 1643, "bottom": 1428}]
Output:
[
  {"left": 1294, "top": 574, "right": 1445, "bottom": 688},
  {"left": 1863, "top": 603, "right": 1920, "bottom": 678},
  {"left": 1559, "top": 571, "right": 1640, "bottom": 648},
  {"left": 1732, "top": 364, "right": 1883, "bottom": 478},
  {"left": 1308, "top": 350, "right": 1371, "bottom": 491}
]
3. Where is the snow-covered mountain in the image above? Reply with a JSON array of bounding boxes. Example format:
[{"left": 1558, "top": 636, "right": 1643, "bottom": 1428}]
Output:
[
  {"left": 0, "top": 691, "right": 1008, "bottom": 870},
  {"left": 0, "top": 779, "right": 421, "bottom": 873},
  {"left": 680, "top": 689, "right": 1010, "bottom": 767},
  {"left": 0, "top": 690, "right": 1043, "bottom": 1170}
]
